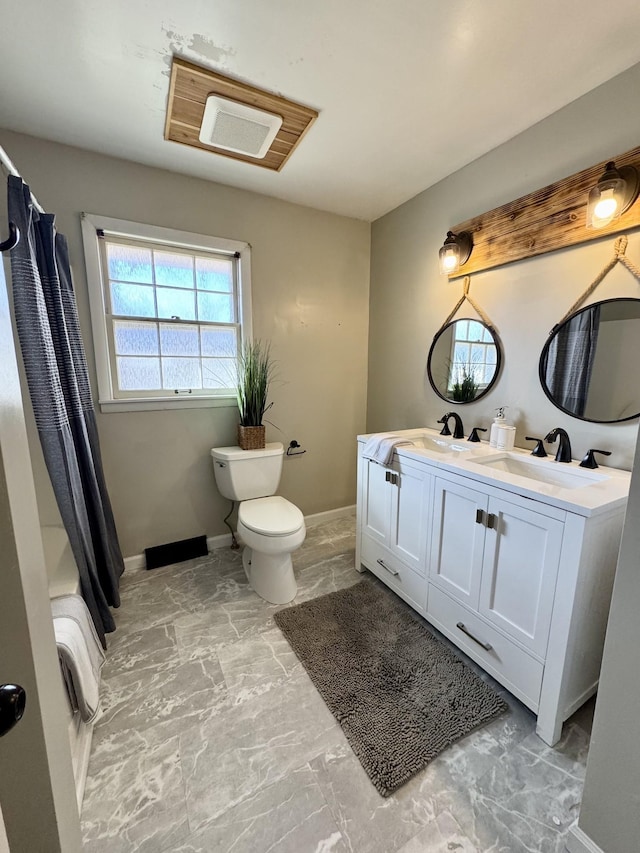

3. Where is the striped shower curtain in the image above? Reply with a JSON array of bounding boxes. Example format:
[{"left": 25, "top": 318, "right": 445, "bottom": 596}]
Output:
[{"left": 7, "top": 175, "right": 123, "bottom": 647}]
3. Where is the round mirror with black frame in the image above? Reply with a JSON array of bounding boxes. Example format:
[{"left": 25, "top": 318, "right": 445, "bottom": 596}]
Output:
[
  {"left": 427, "top": 317, "right": 502, "bottom": 404},
  {"left": 539, "top": 297, "right": 640, "bottom": 423}
]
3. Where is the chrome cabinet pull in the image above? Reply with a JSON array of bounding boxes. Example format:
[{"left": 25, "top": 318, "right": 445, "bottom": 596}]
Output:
[
  {"left": 392, "top": 473, "right": 399, "bottom": 486},
  {"left": 377, "top": 558, "right": 399, "bottom": 576},
  {"left": 487, "top": 512, "right": 497, "bottom": 529},
  {"left": 456, "top": 621, "right": 492, "bottom": 651},
  {"left": 385, "top": 470, "right": 391, "bottom": 482},
  {"left": 475, "top": 508, "right": 485, "bottom": 525}
]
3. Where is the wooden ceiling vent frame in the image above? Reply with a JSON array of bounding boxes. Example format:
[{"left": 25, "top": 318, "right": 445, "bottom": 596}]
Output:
[
  {"left": 448, "top": 143, "right": 640, "bottom": 279},
  {"left": 165, "top": 56, "right": 318, "bottom": 171}
]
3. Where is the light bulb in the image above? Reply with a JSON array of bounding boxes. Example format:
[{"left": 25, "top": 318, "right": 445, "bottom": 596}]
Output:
[
  {"left": 593, "top": 190, "right": 618, "bottom": 223},
  {"left": 438, "top": 231, "right": 472, "bottom": 274},
  {"left": 442, "top": 249, "right": 458, "bottom": 271},
  {"left": 586, "top": 162, "right": 638, "bottom": 230}
]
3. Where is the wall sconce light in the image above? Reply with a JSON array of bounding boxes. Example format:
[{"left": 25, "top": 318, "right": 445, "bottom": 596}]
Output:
[
  {"left": 587, "top": 161, "right": 640, "bottom": 229},
  {"left": 439, "top": 230, "right": 473, "bottom": 275}
]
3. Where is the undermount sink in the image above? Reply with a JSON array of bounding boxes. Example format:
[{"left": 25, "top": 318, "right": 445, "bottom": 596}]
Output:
[
  {"left": 472, "top": 453, "right": 607, "bottom": 489},
  {"left": 410, "top": 435, "right": 471, "bottom": 454}
]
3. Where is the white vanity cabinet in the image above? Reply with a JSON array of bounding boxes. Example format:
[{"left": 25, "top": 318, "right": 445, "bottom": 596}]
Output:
[
  {"left": 430, "top": 474, "right": 564, "bottom": 658},
  {"left": 356, "top": 434, "right": 629, "bottom": 746},
  {"left": 428, "top": 472, "right": 565, "bottom": 718},
  {"left": 357, "top": 453, "right": 431, "bottom": 614}
]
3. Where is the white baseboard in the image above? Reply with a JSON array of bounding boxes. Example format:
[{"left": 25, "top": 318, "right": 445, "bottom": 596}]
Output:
[
  {"left": 563, "top": 682, "right": 598, "bottom": 721},
  {"left": 303, "top": 504, "right": 356, "bottom": 528},
  {"left": 565, "top": 825, "right": 605, "bottom": 853},
  {"left": 207, "top": 531, "right": 234, "bottom": 551},
  {"left": 73, "top": 721, "right": 93, "bottom": 811},
  {"left": 123, "top": 553, "right": 146, "bottom": 572},
  {"left": 123, "top": 505, "right": 355, "bottom": 573}
]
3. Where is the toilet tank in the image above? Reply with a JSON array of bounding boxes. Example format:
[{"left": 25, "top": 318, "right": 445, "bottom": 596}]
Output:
[{"left": 211, "top": 442, "right": 284, "bottom": 501}]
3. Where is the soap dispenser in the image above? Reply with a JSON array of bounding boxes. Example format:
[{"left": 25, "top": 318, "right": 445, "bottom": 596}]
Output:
[{"left": 489, "top": 407, "right": 507, "bottom": 448}]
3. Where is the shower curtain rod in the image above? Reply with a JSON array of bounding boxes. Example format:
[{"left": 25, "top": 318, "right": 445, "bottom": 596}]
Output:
[{"left": 0, "top": 143, "right": 45, "bottom": 213}]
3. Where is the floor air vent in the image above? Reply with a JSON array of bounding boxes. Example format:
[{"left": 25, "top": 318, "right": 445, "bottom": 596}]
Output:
[{"left": 144, "top": 535, "right": 208, "bottom": 570}]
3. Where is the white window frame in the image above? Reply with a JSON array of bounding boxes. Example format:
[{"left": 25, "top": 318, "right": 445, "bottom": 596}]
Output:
[
  {"left": 448, "top": 319, "right": 495, "bottom": 393},
  {"left": 81, "top": 213, "right": 252, "bottom": 413}
]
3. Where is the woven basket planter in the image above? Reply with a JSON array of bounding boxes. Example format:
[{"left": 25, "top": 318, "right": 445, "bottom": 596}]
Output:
[{"left": 237, "top": 424, "right": 266, "bottom": 450}]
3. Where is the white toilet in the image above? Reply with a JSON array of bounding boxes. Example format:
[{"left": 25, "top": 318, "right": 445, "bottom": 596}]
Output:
[{"left": 210, "top": 442, "right": 306, "bottom": 604}]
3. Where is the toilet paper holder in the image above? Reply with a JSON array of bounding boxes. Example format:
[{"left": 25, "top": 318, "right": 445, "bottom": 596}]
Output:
[{"left": 286, "top": 440, "right": 306, "bottom": 457}]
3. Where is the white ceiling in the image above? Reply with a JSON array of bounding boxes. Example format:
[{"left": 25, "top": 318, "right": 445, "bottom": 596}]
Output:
[{"left": 3, "top": 1, "right": 640, "bottom": 221}]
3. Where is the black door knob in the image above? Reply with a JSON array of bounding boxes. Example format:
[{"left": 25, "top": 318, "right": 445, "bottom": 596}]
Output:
[{"left": 0, "top": 683, "right": 26, "bottom": 737}]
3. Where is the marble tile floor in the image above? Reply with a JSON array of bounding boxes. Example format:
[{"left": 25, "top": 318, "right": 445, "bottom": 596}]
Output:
[{"left": 81, "top": 513, "right": 594, "bottom": 853}]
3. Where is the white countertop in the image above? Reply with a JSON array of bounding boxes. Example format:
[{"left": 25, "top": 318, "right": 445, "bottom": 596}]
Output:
[{"left": 357, "top": 428, "right": 631, "bottom": 517}]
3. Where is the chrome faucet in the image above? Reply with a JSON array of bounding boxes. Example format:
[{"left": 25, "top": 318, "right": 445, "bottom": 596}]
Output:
[
  {"left": 544, "top": 427, "right": 572, "bottom": 463},
  {"left": 437, "top": 412, "right": 465, "bottom": 440}
]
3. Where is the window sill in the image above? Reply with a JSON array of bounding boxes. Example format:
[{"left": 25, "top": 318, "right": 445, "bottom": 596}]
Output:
[{"left": 98, "top": 396, "right": 238, "bottom": 413}]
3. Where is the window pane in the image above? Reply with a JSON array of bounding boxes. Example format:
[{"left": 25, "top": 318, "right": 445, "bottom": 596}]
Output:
[
  {"left": 111, "top": 282, "right": 156, "bottom": 317},
  {"left": 162, "top": 357, "right": 202, "bottom": 389},
  {"left": 117, "top": 356, "right": 161, "bottom": 390},
  {"left": 470, "top": 364, "right": 484, "bottom": 383},
  {"left": 486, "top": 345, "right": 497, "bottom": 365},
  {"left": 201, "top": 328, "right": 237, "bottom": 357},
  {"left": 154, "top": 251, "right": 194, "bottom": 289},
  {"left": 203, "top": 358, "right": 236, "bottom": 389},
  {"left": 160, "top": 324, "right": 200, "bottom": 356},
  {"left": 454, "top": 320, "right": 469, "bottom": 341},
  {"left": 197, "top": 292, "right": 234, "bottom": 323},
  {"left": 107, "top": 243, "right": 153, "bottom": 283},
  {"left": 470, "top": 344, "right": 485, "bottom": 364},
  {"left": 156, "top": 288, "right": 196, "bottom": 321},
  {"left": 468, "top": 321, "right": 484, "bottom": 342},
  {"left": 196, "top": 257, "right": 233, "bottom": 292},
  {"left": 482, "top": 326, "right": 493, "bottom": 343},
  {"left": 484, "top": 364, "right": 496, "bottom": 384},
  {"left": 454, "top": 343, "right": 470, "bottom": 364},
  {"left": 113, "top": 320, "right": 159, "bottom": 355}
]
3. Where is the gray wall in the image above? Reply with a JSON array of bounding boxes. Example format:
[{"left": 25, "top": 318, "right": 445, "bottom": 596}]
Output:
[
  {"left": 369, "top": 61, "right": 640, "bottom": 853},
  {"left": 369, "top": 62, "right": 640, "bottom": 470},
  {"left": 573, "top": 425, "right": 640, "bottom": 851},
  {"left": 0, "top": 130, "right": 371, "bottom": 556}
]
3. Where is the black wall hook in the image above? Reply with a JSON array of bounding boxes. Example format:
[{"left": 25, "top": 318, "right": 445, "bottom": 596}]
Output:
[
  {"left": 0, "top": 221, "right": 20, "bottom": 253},
  {"left": 287, "top": 440, "right": 306, "bottom": 456}
]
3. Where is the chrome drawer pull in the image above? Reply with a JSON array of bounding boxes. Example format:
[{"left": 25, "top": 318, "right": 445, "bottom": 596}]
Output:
[
  {"left": 475, "top": 508, "right": 485, "bottom": 525},
  {"left": 456, "top": 621, "right": 492, "bottom": 651},
  {"left": 377, "top": 558, "right": 399, "bottom": 576},
  {"left": 486, "top": 512, "right": 497, "bottom": 529}
]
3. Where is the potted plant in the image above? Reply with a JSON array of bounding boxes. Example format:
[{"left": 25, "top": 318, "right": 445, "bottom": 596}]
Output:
[
  {"left": 450, "top": 362, "right": 480, "bottom": 402},
  {"left": 236, "top": 340, "right": 274, "bottom": 450}
]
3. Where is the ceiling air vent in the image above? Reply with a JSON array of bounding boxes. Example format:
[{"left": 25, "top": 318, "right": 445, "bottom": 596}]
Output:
[
  {"left": 199, "top": 97, "right": 283, "bottom": 159},
  {"left": 165, "top": 57, "right": 318, "bottom": 171}
]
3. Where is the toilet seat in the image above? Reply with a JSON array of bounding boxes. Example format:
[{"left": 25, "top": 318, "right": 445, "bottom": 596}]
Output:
[{"left": 239, "top": 496, "right": 304, "bottom": 537}]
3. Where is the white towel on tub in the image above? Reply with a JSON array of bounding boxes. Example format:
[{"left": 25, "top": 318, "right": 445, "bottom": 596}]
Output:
[
  {"left": 51, "top": 594, "right": 105, "bottom": 723},
  {"left": 362, "top": 433, "right": 415, "bottom": 466}
]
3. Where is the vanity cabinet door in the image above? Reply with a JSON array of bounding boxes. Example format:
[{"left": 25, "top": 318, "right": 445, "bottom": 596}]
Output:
[
  {"left": 429, "top": 477, "right": 487, "bottom": 609},
  {"left": 361, "top": 460, "right": 393, "bottom": 546},
  {"left": 389, "top": 462, "right": 431, "bottom": 576},
  {"left": 361, "top": 458, "right": 431, "bottom": 575},
  {"left": 479, "top": 497, "right": 563, "bottom": 658}
]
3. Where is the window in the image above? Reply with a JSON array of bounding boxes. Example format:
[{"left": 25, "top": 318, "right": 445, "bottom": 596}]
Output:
[
  {"left": 81, "top": 214, "right": 252, "bottom": 412},
  {"left": 448, "top": 319, "right": 496, "bottom": 392}
]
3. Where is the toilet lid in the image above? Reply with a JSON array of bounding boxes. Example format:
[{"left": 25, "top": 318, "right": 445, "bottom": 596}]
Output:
[{"left": 239, "top": 496, "right": 304, "bottom": 536}]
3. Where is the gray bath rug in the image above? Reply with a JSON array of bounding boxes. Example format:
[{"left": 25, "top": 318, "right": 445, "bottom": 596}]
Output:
[{"left": 274, "top": 579, "right": 508, "bottom": 796}]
